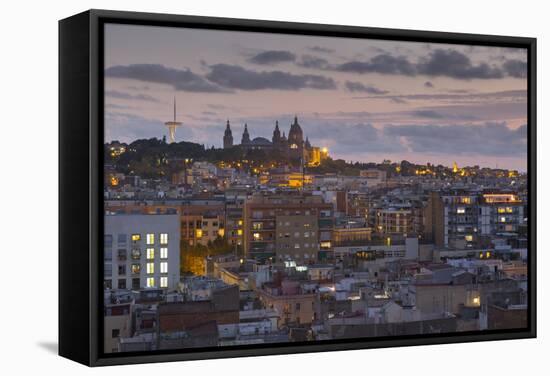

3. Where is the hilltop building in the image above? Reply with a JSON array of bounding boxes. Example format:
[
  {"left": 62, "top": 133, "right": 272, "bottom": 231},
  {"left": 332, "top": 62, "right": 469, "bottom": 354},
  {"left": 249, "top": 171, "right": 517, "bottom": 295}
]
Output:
[{"left": 222, "top": 116, "right": 322, "bottom": 166}]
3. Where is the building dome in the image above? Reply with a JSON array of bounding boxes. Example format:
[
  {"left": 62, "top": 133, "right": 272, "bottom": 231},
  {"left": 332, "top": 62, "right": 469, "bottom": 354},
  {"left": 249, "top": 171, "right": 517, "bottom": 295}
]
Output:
[
  {"left": 251, "top": 137, "right": 272, "bottom": 146},
  {"left": 288, "top": 115, "right": 304, "bottom": 150}
]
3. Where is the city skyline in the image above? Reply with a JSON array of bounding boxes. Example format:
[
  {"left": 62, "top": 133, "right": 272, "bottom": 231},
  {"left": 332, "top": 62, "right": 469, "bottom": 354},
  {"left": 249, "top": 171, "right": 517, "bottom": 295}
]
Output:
[{"left": 104, "top": 23, "right": 528, "bottom": 170}]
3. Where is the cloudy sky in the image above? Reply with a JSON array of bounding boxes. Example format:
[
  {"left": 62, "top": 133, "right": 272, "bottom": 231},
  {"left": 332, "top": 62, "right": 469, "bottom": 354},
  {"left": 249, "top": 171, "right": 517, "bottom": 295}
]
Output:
[{"left": 104, "top": 23, "right": 528, "bottom": 170}]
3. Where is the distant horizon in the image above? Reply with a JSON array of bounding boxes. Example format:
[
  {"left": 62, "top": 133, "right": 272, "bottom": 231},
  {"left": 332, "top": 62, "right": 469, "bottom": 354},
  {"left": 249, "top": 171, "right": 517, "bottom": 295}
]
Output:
[
  {"left": 104, "top": 23, "right": 528, "bottom": 171},
  {"left": 105, "top": 133, "right": 527, "bottom": 173}
]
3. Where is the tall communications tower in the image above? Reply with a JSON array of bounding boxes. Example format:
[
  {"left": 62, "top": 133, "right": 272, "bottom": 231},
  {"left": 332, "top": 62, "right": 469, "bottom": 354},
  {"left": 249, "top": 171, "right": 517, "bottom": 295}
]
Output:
[{"left": 164, "top": 97, "right": 182, "bottom": 143}]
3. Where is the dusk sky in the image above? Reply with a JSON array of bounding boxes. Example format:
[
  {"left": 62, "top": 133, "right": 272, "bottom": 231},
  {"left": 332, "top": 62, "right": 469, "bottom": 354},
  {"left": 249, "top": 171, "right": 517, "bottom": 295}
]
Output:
[{"left": 104, "top": 23, "right": 528, "bottom": 170}]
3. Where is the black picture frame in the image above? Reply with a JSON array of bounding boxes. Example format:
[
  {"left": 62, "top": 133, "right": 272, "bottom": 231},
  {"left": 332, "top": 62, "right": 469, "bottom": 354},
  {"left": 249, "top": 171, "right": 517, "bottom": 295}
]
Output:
[{"left": 59, "top": 9, "right": 537, "bottom": 367}]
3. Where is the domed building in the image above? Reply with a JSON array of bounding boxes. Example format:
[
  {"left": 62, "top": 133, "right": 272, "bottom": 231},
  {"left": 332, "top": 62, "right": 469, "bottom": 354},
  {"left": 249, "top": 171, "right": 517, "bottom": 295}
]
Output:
[
  {"left": 222, "top": 116, "right": 322, "bottom": 166},
  {"left": 287, "top": 116, "right": 304, "bottom": 160}
]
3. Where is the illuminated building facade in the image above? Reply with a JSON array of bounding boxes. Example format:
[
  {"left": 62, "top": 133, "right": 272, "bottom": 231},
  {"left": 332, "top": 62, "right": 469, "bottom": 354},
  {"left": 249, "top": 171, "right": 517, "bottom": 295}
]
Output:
[
  {"left": 222, "top": 116, "right": 324, "bottom": 165},
  {"left": 425, "top": 191, "right": 524, "bottom": 249},
  {"left": 104, "top": 213, "right": 181, "bottom": 290}
]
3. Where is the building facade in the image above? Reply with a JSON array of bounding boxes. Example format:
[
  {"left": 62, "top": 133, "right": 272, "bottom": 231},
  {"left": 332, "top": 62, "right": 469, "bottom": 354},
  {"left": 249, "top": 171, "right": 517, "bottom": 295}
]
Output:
[{"left": 104, "top": 213, "right": 181, "bottom": 290}]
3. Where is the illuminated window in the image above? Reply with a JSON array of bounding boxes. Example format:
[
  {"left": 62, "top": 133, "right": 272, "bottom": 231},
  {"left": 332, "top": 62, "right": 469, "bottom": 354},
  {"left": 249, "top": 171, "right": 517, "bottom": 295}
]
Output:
[
  {"left": 196, "top": 229, "right": 203, "bottom": 238},
  {"left": 160, "top": 277, "right": 168, "bottom": 288},
  {"left": 237, "top": 229, "right": 243, "bottom": 236},
  {"left": 160, "top": 233, "right": 168, "bottom": 244},
  {"left": 465, "top": 235, "right": 473, "bottom": 242},
  {"left": 131, "top": 264, "right": 141, "bottom": 274},
  {"left": 253, "top": 233, "right": 261, "bottom": 240},
  {"left": 457, "top": 207, "right": 465, "bottom": 214},
  {"left": 500, "top": 217, "right": 506, "bottom": 223},
  {"left": 294, "top": 243, "right": 300, "bottom": 249},
  {"left": 252, "top": 222, "right": 263, "bottom": 230},
  {"left": 320, "top": 241, "right": 331, "bottom": 249},
  {"left": 497, "top": 207, "right": 506, "bottom": 214},
  {"left": 238, "top": 220, "right": 243, "bottom": 226},
  {"left": 146, "top": 277, "right": 155, "bottom": 288},
  {"left": 147, "top": 263, "right": 154, "bottom": 274},
  {"left": 506, "top": 207, "right": 514, "bottom": 213},
  {"left": 131, "top": 234, "right": 141, "bottom": 242},
  {"left": 160, "top": 262, "right": 168, "bottom": 274},
  {"left": 146, "top": 233, "right": 155, "bottom": 245},
  {"left": 146, "top": 248, "right": 154, "bottom": 259},
  {"left": 160, "top": 247, "right": 168, "bottom": 259}
]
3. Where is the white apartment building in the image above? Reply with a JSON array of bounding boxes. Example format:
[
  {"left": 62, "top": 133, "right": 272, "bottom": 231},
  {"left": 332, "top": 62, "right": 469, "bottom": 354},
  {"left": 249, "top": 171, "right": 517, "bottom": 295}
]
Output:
[{"left": 104, "top": 214, "right": 180, "bottom": 290}]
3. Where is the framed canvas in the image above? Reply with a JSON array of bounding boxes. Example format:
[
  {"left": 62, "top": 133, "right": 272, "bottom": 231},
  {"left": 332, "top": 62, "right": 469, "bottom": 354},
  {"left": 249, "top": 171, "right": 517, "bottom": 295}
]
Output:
[{"left": 59, "top": 9, "right": 536, "bottom": 366}]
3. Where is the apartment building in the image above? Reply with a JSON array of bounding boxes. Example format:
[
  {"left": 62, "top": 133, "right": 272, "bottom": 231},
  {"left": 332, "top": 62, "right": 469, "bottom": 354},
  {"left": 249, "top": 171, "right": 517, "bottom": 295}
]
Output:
[
  {"left": 243, "top": 193, "right": 334, "bottom": 262},
  {"left": 104, "top": 213, "right": 180, "bottom": 290}
]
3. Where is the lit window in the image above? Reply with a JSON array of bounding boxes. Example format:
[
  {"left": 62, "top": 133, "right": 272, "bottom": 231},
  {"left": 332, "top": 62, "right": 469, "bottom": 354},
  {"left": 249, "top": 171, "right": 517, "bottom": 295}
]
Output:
[
  {"left": 500, "top": 217, "right": 506, "bottom": 223},
  {"left": 160, "top": 277, "right": 168, "bottom": 288},
  {"left": 253, "top": 233, "right": 261, "bottom": 240},
  {"left": 160, "top": 262, "right": 168, "bottom": 274},
  {"left": 146, "top": 277, "right": 155, "bottom": 288},
  {"left": 457, "top": 207, "right": 465, "bottom": 214},
  {"left": 497, "top": 207, "right": 506, "bottom": 214},
  {"left": 320, "top": 241, "right": 331, "bottom": 249},
  {"left": 294, "top": 244, "right": 300, "bottom": 249},
  {"left": 131, "top": 264, "right": 141, "bottom": 274},
  {"left": 146, "top": 233, "right": 155, "bottom": 245},
  {"left": 146, "top": 248, "right": 155, "bottom": 259},
  {"left": 160, "top": 247, "right": 168, "bottom": 259},
  {"left": 147, "top": 263, "right": 154, "bottom": 274},
  {"left": 131, "top": 234, "right": 141, "bottom": 242},
  {"left": 237, "top": 229, "right": 243, "bottom": 236},
  {"left": 465, "top": 235, "right": 473, "bottom": 242},
  {"left": 160, "top": 233, "right": 168, "bottom": 244},
  {"left": 196, "top": 229, "right": 203, "bottom": 238},
  {"left": 506, "top": 207, "right": 514, "bottom": 213}
]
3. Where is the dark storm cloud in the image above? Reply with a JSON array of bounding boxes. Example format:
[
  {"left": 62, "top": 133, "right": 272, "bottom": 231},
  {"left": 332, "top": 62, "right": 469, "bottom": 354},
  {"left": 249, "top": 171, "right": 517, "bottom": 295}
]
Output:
[
  {"left": 410, "top": 110, "right": 445, "bottom": 119},
  {"left": 503, "top": 59, "right": 528, "bottom": 78},
  {"left": 410, "top": 110, "right": 478, "bottom": 121},
  {"left": 417, "top": 49, "right": 503, "bottom": 79},
  {"left": 356, "top": 89, "right": 526, "bottom": 103},
  {"left": 248, "top": 50, "right": 296, "bottom": 65},
  {"left": 300, "top": 48, "right": 523, "bottom": 81},
  {"left": 297, "top": 55, "right": 331, "bottom": 69},
  {"left": 345, "top": 81, "right": 389, "bottom": 94},
  {"left": 308, "top": 122, "right": 405, "bottom": 154},
  {"left": 105, "top": 64, "right": 228, "bottom": 92},
  {"left": 384, "top": 122, "right": 527, "bottom": 156},
  {"left": 105, "top": 90, "right": 159, "bottom": 102},
  {"left": 336, "top": 54, "right": 416, "bottom": 75},
  {"left": 206, "top": 64, "right": 337, "bottom": 90},
  {"left": 308, "top": 46, "right": 334, "bottom": 54}
]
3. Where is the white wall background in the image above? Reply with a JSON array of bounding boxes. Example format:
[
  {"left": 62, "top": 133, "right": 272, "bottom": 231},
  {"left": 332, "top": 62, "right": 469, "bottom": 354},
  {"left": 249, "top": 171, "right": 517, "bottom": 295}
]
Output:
[{"left": 0, "top": 0, "right": 546, "bottom": 374}]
